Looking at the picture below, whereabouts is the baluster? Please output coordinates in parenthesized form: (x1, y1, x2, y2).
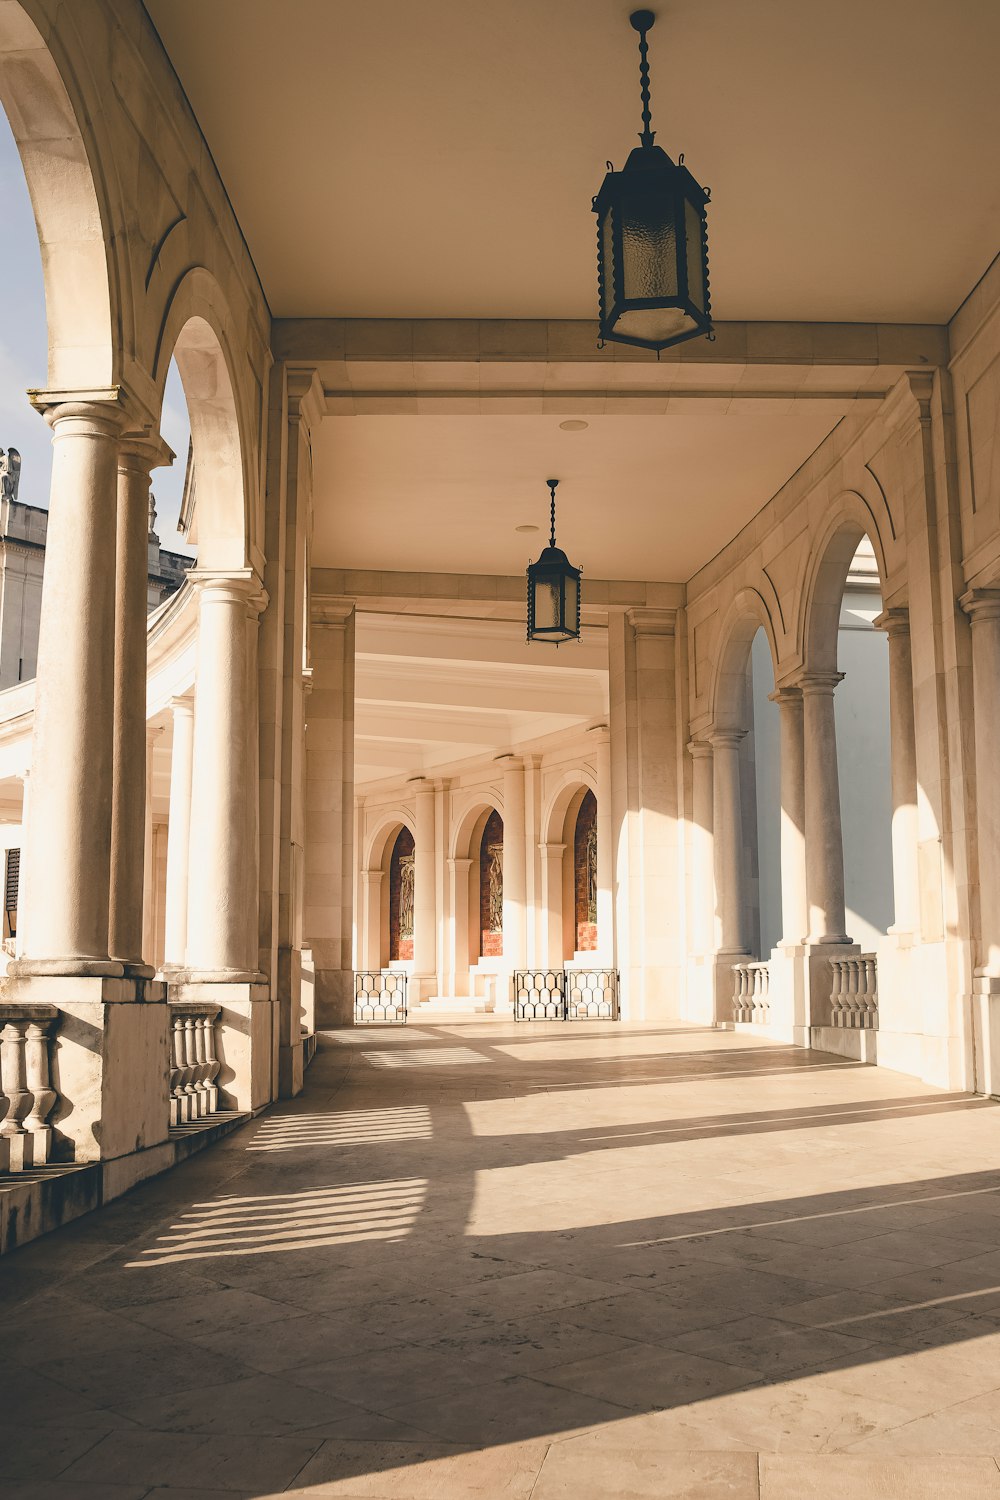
(182, 1016, 199, 1117)
(191, 1014, 209, 1116)
(204, 1009, 221, 1112)
(22, 1018, 56, 1164)
(1, 1018, 32, 1169)
(169, 1012, 185, 1125)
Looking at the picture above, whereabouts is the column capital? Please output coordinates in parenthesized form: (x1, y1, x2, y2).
(168, 695, 194, 718)
(873, 606, 910, 637)
(189, 569, 268, 616)
(539, 842, 566, 856)
(447, 856, 473, 872)
(768, 685, 802, 707)
(626, 606, 677, 637)
(586, 721, 610, 741)
(117, 432, 174, 476)
(360, 867, 385, 884)
(28, 384, 145, 432)
(285, 367, 324, 431)
(960, 589, 1000, 625)
(798, 670, 845, 696)
(312, 594, 355, 628)
(709, 728, 747, 750)
(687, 738, 713, 760)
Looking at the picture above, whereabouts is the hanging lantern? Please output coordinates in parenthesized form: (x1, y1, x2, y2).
(526, 480, 581, 645)
(593, 10, 713, 354)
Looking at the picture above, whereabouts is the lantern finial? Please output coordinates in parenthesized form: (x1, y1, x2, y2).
(629, 11, 657, 147)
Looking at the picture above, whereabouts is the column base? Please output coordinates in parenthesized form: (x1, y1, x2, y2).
(0, 972, 168, 1162)
(8, 957, 124, 979)
(973, 971, 1000, 1097)
(315, 967, 355, 1027)
(167, 977, 274, 1112)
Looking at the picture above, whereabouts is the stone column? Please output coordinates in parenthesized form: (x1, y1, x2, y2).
(687, 740, 714, 956)
(185, 576, 263, 975)
(304, 598, 355, 1024)
(163, 697, 194, 967)
(875, 609, 920, 936)
(609, 608, 680, 1017)
(14, 770, 30, 959)
(800, 672, 850, 945)
(540, 843, 566, 967)
(412, 779, 437, 1000)
(141, 727, 162, 965)
(448, 856, 472, 996)
(109, 437, 169, 975)
(590, 724, 614, 964)
(359, 868, 384, 970)
(14, 399, 127, 975)
(770, 687, 808, 948)
(501, 756, 527, 975)
(711, 729, 750, 957)
(962, 591, 1000, 972)
(434, 780, 449, 993)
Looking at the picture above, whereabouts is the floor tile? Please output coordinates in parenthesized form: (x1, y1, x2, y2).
(759, 1454, 1000, 1498)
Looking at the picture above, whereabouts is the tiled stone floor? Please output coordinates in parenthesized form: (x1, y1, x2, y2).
(5, 1019, 1000, 1498)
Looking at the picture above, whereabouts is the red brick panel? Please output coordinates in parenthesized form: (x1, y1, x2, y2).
(479, 809, 504, 957)
(574, 789, 598, 952)
(388, 826, 415, 961)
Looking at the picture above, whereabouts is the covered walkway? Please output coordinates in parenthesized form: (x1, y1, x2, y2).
(5, 1021, 1000, 1498)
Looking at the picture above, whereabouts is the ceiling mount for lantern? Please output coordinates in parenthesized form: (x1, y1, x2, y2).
(526, 479, 582, 646)
(593, 9, 713, 354)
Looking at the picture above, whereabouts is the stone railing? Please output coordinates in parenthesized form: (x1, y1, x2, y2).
(354, 970, 408, 1024)
(0, 1003, 57, 1170)
(830, 954, 878, 1029)
(168, 1003, 222, 1125)
(732, 961, 770, 1023)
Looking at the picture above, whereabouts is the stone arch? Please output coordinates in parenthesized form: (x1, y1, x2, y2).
(364, 808, 415, 873)
(450, 792, 504, 861)
(711, 588, 780, 732)
(541, 767, 598, 847)
(154, 273, 254, 571)
(0, 5, 116, 390)
(799, 495, 891, 676)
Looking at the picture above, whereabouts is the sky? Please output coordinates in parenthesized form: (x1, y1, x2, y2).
(0, 106, 195, 555)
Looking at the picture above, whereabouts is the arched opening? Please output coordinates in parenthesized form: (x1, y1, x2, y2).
(155, 293, 251, 574)
(388, 825, 415, 962)
(711, 601, 782, 970)
(478, 809, 504, 958)
(834, 537, 894, 946)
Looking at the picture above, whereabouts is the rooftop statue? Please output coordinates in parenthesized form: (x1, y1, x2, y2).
(0, 448, 21, 502)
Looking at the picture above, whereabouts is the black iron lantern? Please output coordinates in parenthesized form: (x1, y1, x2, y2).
(526, 480, 581, 645)
(594, 10, 713, 353)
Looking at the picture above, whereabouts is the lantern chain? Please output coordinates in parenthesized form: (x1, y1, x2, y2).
(631, 10, 656, 147)
(547, 479, 558, 547)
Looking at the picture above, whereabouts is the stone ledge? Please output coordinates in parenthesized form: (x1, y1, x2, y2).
(0, 1110, 252, 1256)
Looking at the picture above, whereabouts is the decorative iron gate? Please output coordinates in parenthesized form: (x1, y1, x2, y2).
(565, 969, 620, 1020)
(354, 970, 408, 1024)
(514, 968, 620, 1021)
(513, 969, 566, 1020)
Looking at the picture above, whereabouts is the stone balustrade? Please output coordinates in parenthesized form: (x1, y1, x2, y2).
(168, 1002, 222, 1126)
(830, 954, 878, 1029)
(0, 1003, 57, 1170)
(732, 962, 770, 1024)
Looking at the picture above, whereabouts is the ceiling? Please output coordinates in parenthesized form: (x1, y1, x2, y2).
(147, 0, 1000, 323)
(353, 614, 608, 785)
(312, 411, 842, 579)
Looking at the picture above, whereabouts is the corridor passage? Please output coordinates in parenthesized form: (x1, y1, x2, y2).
(5, 1021, 1000, 1499)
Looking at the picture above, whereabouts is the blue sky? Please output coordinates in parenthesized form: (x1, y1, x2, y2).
(0, 106, 194, 555)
